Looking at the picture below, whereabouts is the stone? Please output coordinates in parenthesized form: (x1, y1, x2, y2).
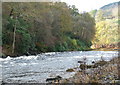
(66, 68, 75, 72)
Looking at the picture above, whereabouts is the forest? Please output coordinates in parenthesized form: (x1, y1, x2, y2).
(1, 2, 119, 56)
(89, 2, 119, 49)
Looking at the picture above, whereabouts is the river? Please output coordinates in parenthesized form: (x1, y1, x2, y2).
(0, 51, 118, 83)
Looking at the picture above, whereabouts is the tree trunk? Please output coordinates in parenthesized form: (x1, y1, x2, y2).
(12, 19, 17, 54)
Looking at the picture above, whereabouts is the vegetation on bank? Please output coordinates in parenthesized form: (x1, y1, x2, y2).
(90, 2, 120, 48)
(2, 2, 95, 56)
(2, 2, 120, 56)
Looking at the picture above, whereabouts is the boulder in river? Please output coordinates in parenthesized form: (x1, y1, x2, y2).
(66, 68, 75, 72)
(46, 75, 62, 83)
(78, 61, 85, 63)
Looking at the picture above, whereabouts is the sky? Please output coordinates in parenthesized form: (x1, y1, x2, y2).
(61, 0, 120, 12)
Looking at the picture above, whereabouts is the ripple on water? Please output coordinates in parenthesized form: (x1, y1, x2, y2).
(1, 51, 118, 83)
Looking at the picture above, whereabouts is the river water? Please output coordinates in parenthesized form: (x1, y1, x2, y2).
(0, 51, 118, 83)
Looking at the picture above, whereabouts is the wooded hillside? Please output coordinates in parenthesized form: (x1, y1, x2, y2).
(90, 2, 120, 49)
(2, 2, 95, 56)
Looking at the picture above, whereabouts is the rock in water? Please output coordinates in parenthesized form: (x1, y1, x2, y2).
(66, 68, 75, 72)
(46, 75, 62, 83)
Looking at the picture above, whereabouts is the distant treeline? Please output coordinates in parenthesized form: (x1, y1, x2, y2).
(89, 2, 120, 48)
(2, 2, 95, 56)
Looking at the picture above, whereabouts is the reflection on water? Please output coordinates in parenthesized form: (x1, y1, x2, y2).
(0, 51, 118, 83)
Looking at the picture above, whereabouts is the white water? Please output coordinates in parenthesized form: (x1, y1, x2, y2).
(0, 51, 118, 83)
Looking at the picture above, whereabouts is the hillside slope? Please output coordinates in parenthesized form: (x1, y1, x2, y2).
(96, 1, 119, 20)
(91, 1, 120, 49)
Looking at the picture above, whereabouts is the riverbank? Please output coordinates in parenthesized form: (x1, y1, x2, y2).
(1, 47, 119, 58)
(60, 57, 120, 84)
(92, 48, 120, 51)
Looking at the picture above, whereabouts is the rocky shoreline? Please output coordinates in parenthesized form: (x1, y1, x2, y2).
(59, 57, 120, 84)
